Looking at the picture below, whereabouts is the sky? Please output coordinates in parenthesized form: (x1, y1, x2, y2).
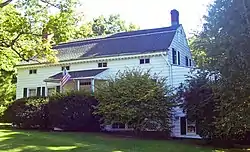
(79, 0, 214, 37)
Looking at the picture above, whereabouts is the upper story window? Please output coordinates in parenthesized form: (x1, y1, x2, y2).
(185, 56, 189, 66)
(172, 48, 177, 64)
(189, 59, 192, 66)
(61, 66, 70, 71)
(140, 58, 150, 64)
(177, 51, 180, 65)
(98, 62, 107, 68)
(29, 69, 37, 74)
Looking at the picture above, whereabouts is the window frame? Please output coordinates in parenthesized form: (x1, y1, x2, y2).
(98, 62, 108, 68)
(177, 51, 180, 65)
(28, 88, 37, 97)
(29, 69, 37, 74)
(189, 59, 192, 66)
(172, 48, 177, 64)
(140, 58, 150, 64)
(61, 66, 70, 71)
(185, 56, 189, 66)
(186, 120, 196, 135)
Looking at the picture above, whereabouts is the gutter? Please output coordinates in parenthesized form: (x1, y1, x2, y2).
(161, 52, 173, 87)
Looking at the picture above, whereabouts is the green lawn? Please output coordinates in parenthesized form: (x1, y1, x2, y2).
(0, 128, 247, 152)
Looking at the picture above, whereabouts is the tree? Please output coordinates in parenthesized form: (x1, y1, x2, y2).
(0, 0, 80, 106)
(192, 0, 250, 140)
(95, 69, 173, 134)
(74, 14, 140, 39)
(177, 70, 217, 140)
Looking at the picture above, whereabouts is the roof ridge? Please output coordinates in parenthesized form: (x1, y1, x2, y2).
(55, 29, 177, 48)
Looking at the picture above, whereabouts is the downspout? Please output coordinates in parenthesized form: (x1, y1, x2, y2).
(161, 52, 173, 87)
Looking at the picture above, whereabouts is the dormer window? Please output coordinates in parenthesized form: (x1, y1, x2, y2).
(140, 58, 150, 64)
(98, 62, 107, 68)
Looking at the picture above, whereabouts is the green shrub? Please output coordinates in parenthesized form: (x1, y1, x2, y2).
(3, 97, 48, 129)
(48, 91, 100, 131)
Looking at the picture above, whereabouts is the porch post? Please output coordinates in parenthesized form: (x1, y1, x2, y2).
(91, 78, 95, 93)
(45, 82, 48, 96)
(77, 80, 80, 91)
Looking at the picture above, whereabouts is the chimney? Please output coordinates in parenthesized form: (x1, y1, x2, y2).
(171, 9, 179, 26)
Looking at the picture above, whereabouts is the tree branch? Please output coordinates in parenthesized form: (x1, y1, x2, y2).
(40, 0, 61, 9)
(0, 0, 12, 8)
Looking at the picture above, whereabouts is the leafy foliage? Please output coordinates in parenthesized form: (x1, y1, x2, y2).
(187, 0, 250, 140)
(3, 97, 49, 129)
(95, 69, 173, 134)
(48, 91, 100, 131)
(74, 14, 140, 39)
(177, 71, 217, 139)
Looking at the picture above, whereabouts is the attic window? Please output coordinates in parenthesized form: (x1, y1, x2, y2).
(29, 69, 37, 74)
(98, 62, 107, 68)
(140, 58, 150, 64)
(61, 66, 70, 71)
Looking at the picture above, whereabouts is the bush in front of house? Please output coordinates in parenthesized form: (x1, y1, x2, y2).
(3, 97, 49, 129)
(48, 91, 100, 131)
(95, 68, 174, 136)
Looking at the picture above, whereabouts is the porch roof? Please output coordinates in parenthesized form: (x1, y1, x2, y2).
(44, 68, 108, 82)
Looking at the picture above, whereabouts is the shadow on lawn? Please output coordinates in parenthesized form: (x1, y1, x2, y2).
(0, 129, 124, 152)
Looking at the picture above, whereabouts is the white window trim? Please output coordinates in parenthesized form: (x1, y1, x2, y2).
(186, 119, 196, 135)
(28, 88, 37, 97)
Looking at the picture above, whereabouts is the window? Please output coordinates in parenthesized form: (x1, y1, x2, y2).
(80, 82, 91, 85)
(140, 58, 150, 64)
(47, 88, 55, 96)
(172, 48, 177, 64)
(98, 62, 107, 67)
(177, 51, 180, 65)
(61, 66, 70, 71)
(112, 122, 125, 129)
(29, 69, 37, 74)
(28, 88, 36, 97)
(189, 59, 192, 66)
(187, 120, 196, 134)
(185, 56, 189, 66)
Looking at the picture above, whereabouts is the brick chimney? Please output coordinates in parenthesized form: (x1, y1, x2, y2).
(171, 9, 179, 26)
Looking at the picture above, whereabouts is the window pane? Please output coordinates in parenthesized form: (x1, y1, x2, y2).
(177, 51, 180, 65)
(33, 70, 37, 74)
(189, 59, 192, 66)
(98, 63, 102, 67)
(102, 63, 107, 67)
(29, 70, 32, 74)
(48, 88, 55, 96)
(29, 89, 36, 97)
(145, 58, 150, 63)
(140, 59, 144, 64)
(172, 48, 177, 64)
(185, 56, 188, 66)
(66, 66, 70, 70)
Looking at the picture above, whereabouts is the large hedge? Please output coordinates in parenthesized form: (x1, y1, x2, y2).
(3, 97, 48, 129)
(3, 91, 100, 131)
(48, 91, 100, 131)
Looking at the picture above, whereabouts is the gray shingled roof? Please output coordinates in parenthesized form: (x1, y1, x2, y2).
(18, 25, 180, 65)
(53, 25, 180, 61)
(49, 69, 107, 79)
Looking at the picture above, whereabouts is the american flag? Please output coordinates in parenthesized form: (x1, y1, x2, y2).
(61, 68, 71, 87)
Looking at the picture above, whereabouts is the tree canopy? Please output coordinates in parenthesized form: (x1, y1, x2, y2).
(184, 0, 250, 140)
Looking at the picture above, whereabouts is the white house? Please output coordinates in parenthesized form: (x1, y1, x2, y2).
(16, 9, 200, 138)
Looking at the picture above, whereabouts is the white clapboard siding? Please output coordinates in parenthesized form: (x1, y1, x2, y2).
(16, 55, 171, 99)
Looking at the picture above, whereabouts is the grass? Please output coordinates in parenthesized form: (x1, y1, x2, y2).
(0, 127, 249, 152)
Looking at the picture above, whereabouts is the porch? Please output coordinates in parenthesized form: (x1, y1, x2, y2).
(44, 68, 108, 95)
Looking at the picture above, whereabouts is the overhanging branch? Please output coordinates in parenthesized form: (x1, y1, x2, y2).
(0, 0, 13, 8)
